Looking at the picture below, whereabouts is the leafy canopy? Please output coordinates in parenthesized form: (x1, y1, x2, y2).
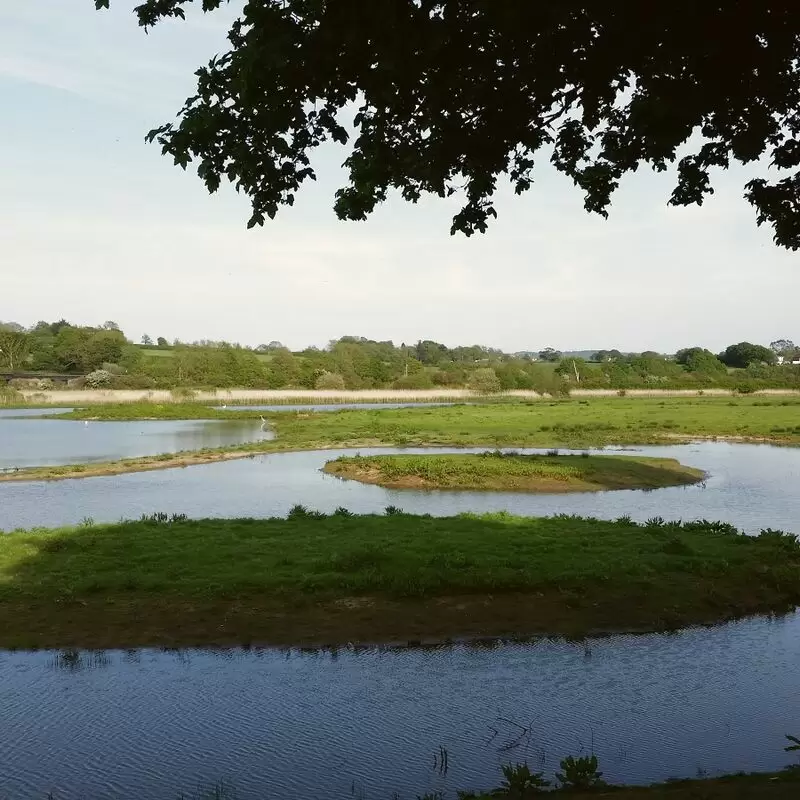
(95, 0, 800, 248)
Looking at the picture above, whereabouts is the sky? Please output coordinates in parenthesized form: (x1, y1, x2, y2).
(1, 2, 797, 354)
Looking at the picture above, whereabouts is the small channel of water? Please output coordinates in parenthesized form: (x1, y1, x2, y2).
(1, 442, 798, 532)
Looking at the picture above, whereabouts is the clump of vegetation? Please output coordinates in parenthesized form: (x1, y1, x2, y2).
(555, 754, 605, 790)
(139, 512, 188, 524)
(495, 763, 550, 796)
(314, 371, 346, 390)
(469, 367, 502, 394)
(0, 385, 23, 406)
(84, 369, 114, 389)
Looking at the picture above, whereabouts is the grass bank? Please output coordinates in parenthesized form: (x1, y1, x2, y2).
(323, 452, 705, 492)
(1, 512, 798, 649)
(424, 768, 800, 800)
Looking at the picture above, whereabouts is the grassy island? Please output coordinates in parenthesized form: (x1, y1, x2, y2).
(1, 511, 798, 649)
(323, 452, 706, 492)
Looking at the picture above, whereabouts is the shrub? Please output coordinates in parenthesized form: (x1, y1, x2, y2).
(555, 755, 605, 790)
(392, 372, 435, 390)
(315, 371, 347, 390)
(112, 374, 157, 390)
(170, 386, 197, 401)
(0, 385, 23, 405)
(8, 378, 40, 389)
(85, 369, 114, 389)
(496, 763, 550, 796)
(101, 361, 126, 376)
(469, 367, 502, 394)
(36, 378, 54, 390)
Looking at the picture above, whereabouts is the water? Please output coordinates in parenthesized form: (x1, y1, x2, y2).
(2, 429, 799, 796)
(1, 442, 798, 532)
(2, 615, 800, 799)
(0, 415, 271, 471)
(0, 407, 74, 418)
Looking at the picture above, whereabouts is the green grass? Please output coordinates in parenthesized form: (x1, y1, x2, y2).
(1, 512, 798, 648)
(266, 396, 800, 448)
(59, 396, 800, 446)
(324, 452, 705, 491)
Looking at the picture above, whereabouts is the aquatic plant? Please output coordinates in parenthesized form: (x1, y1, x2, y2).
(494, 762, 550, 797)
(555, 754, 605, 790)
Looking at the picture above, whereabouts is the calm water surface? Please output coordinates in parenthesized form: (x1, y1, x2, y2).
(1, 442, 798, 532)
(0, 416, 271, 471)
(2, 615, 800, 799)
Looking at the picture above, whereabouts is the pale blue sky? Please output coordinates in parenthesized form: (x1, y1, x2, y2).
(1, 1, 797, 352)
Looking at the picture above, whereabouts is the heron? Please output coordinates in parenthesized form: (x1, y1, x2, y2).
(260, 414, 267, 431)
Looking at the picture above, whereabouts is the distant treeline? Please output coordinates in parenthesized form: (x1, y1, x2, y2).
(1, 320, 799, 393)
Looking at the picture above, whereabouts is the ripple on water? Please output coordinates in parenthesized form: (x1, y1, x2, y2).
(1, 613, 800, 799)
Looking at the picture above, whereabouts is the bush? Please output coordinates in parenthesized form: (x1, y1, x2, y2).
(392, 372, 435, 390)
(468, 367, 502, 394)
(36, 378, 54, 390)
(8, 378, 40, 389)
(112, 374, 157, 390)
(0, 385, 23, 405)
(101, 361, 126, 376)
(315, 371, 347, 390)
(66, 377, 86, 389)
(555, 755, 605, 790)
(84, 369, 114, 389)
(497, 763, 550, 796)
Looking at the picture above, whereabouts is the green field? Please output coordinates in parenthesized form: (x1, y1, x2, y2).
(324, 452, 705, 491)
(1, 512, 797, 648)
(60, 396, 800, 446)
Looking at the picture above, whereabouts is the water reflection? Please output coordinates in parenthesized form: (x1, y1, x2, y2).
(0, 417, 271, 471)
(3, 613, 800, 799)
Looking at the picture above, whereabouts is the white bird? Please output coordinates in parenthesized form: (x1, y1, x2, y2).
(84, 421, 88, 427)
(260, 414, 267, 431)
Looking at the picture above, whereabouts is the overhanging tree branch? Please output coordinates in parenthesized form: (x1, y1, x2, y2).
(96, 0, 800, 248)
